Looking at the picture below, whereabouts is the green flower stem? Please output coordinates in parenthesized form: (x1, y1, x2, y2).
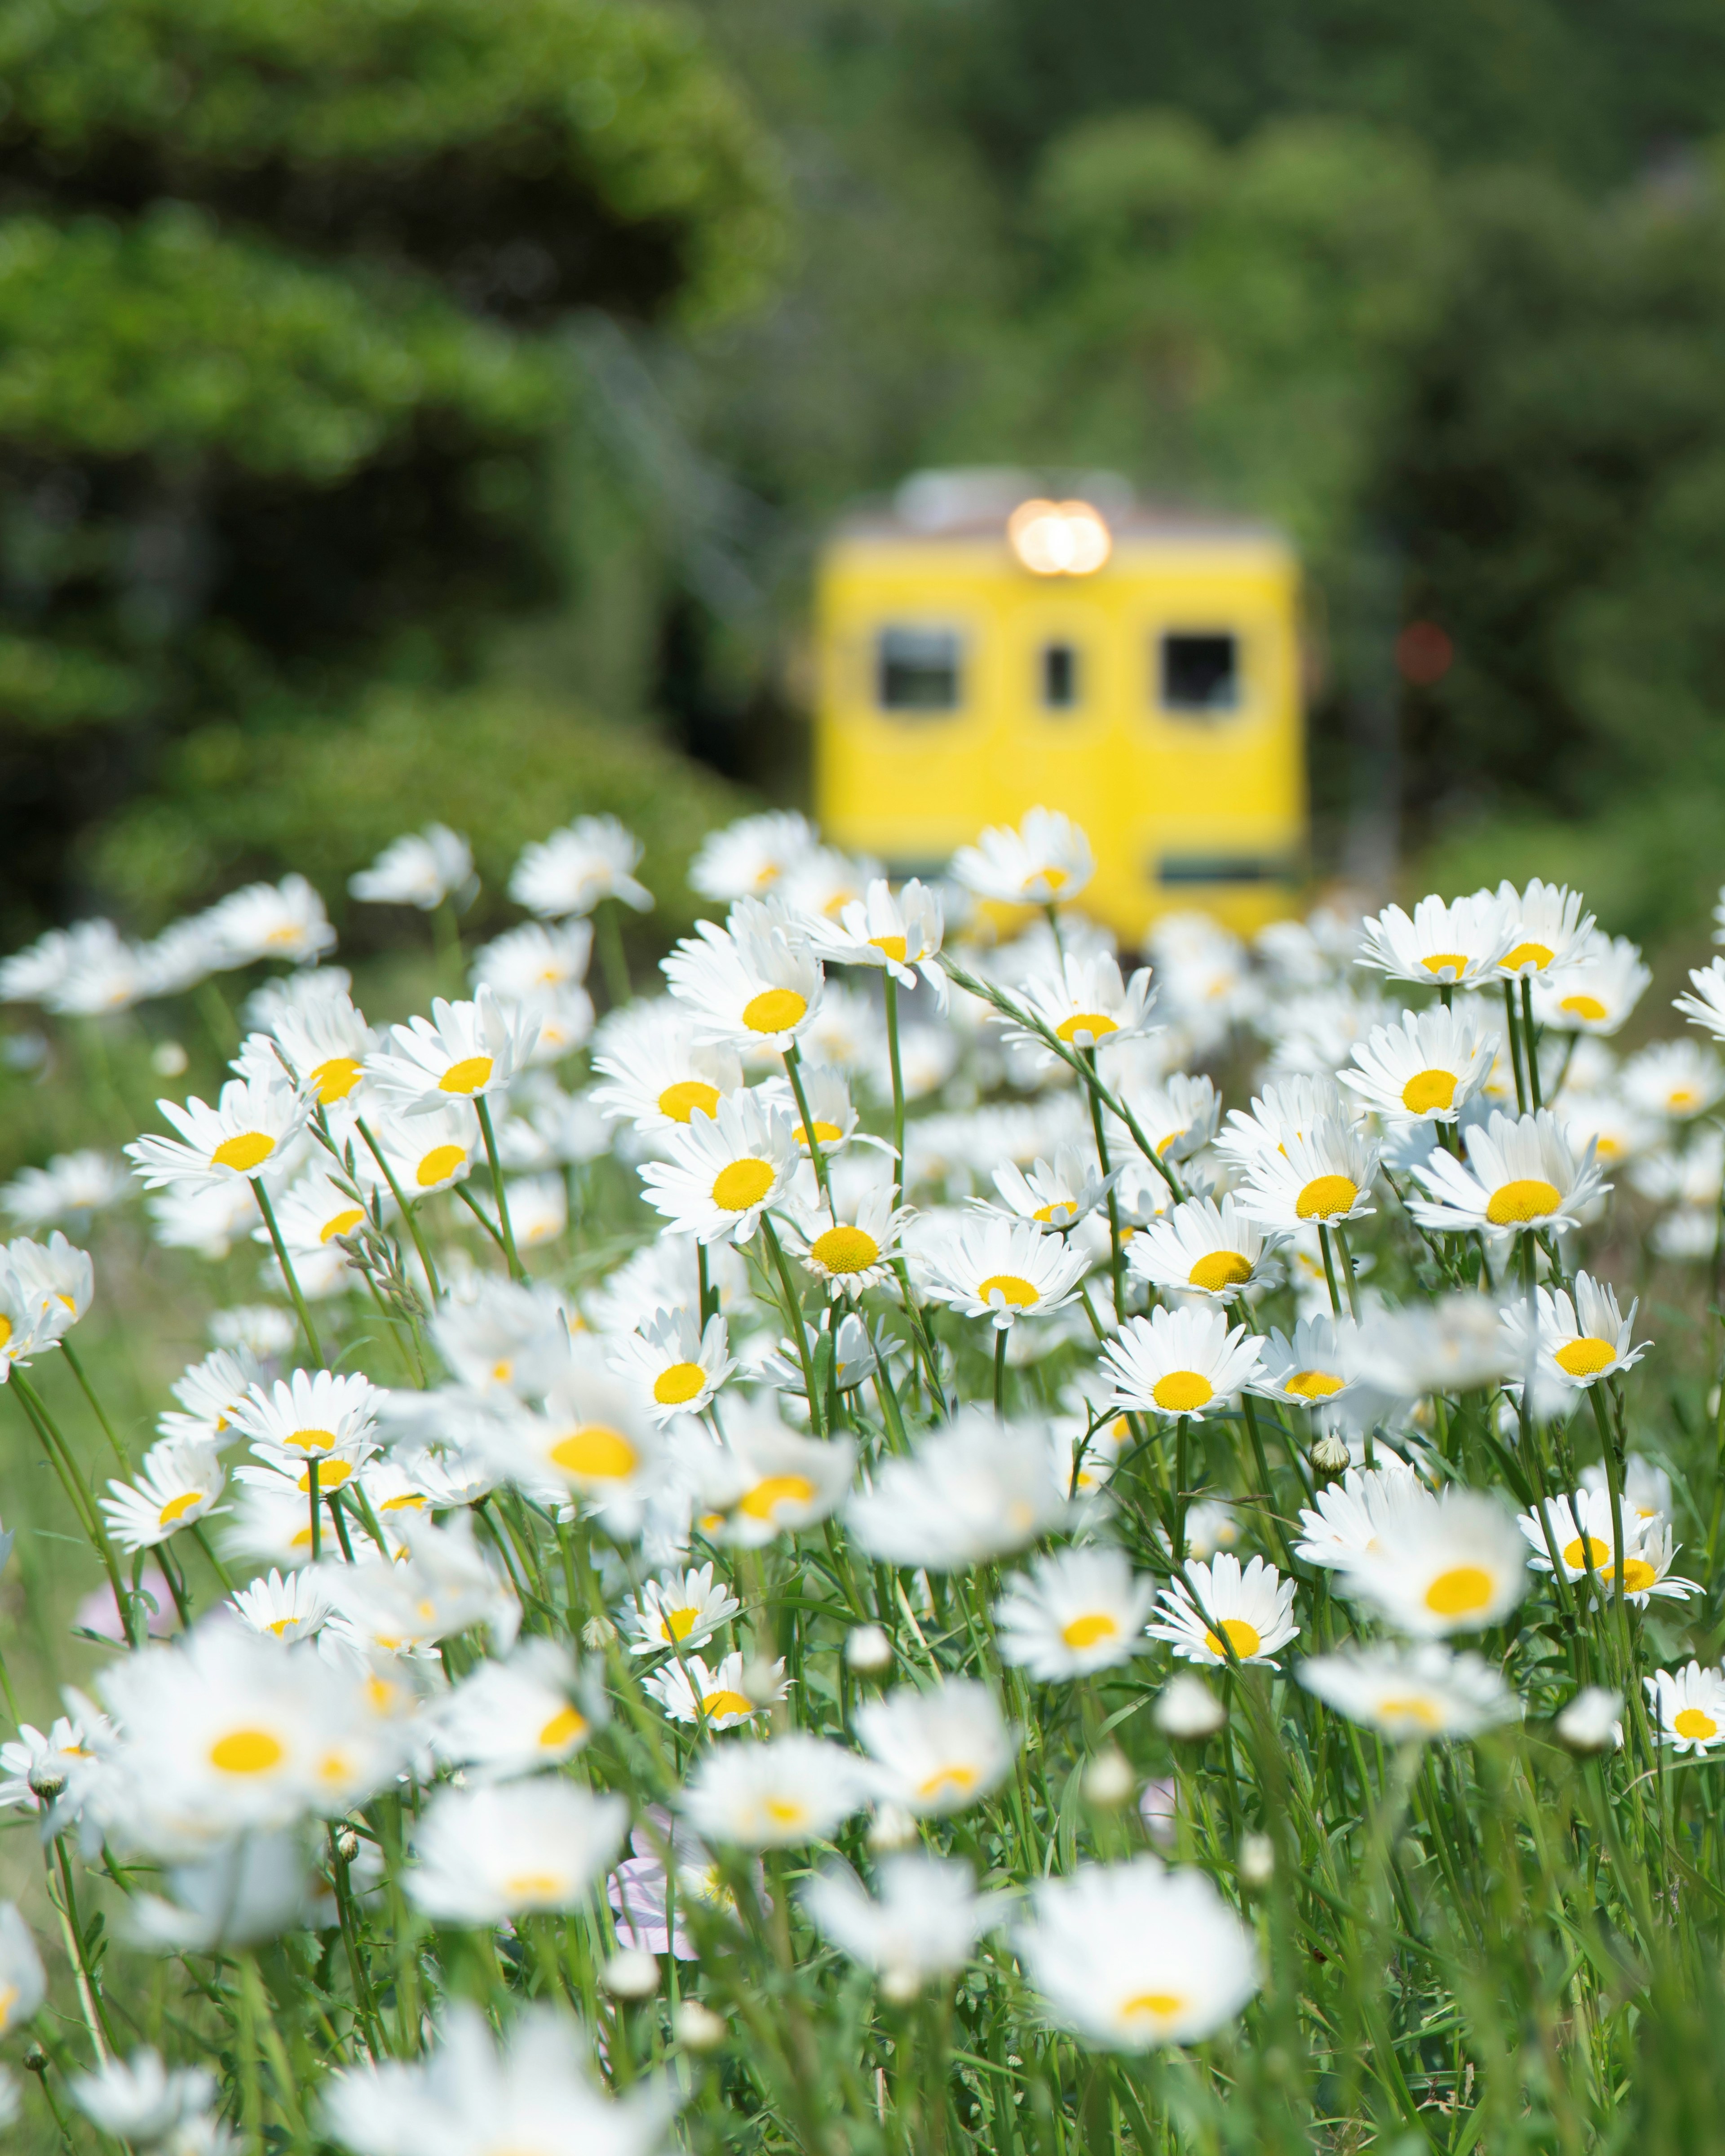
(13, 1368, 137, 1648)
(253, 1179, 324, 1368)
(474, 1094, 525, 1282)
(1317, 1225, 1345, 1319)
(883, 971, 908, 1214)
(355, 1116, 442, 1304)
(697, 1240, 717, 1327)
(455, 1180, 511, 1257)
(595, 896, 632, 1008)
(761, 1214, 821, 1435)
(1521, 973, 1544, 1111)
(781, 1039, 834, 1217)
(992, 1325, 1008, 1419)
(307, 1457, 322, 1563)
(190, 1521, 237, 1593)
(1502, 978, 1529, 1113)
(59, 1338, 128, 1474)
(1332, 1224, 1363, 1321)
(48, 1838, 111, 2061)
(1081, 1044, 1127, 1322)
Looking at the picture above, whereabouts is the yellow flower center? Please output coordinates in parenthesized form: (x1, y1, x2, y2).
(1189, 1250, 1252, 1292)
(1674, 1707, 1717, 1741)
(1423, 1565, 1495, 1617)
(1152, 1370, 1214, 1413)
(977, 1273, 1040, 1309)
(1061, 1612, 1120, 1648)
(281, 1426, 336, 1454)
(659, 1079, 722, 1123)
(210, 1729, 286, 1775)
(1559, 994, 1607, 1023)
(916, 1763, 979, 1801)
(1286, 1369, 1344, 1400)
(869, 934, 908, 961)
(1555, 1337, 1615, 1377)
(794, 1120, 844, 1147)
(763, 1797, 808, 1826)
(1401, 1068, 1457, 1114)
(158, 1490, 204, 1526)
(1500, 941, 1554, 973)
(549, 1426, 638, 1481)
(1202, 1618, 1262, 1659)
(0, 1317, 13, 1351)
(503, 1873, 566, 1904)
(663, 1606, 701, 1641)
(1039, 866, 1069, 892)
(416, 1143, 466, 1186)
(1561, 1534, 1610, 1572)
(701, 1690, 757, 1721)
(538, 1706, 588, 1749)
(737, 1473, 818, 1522)
(1613, 1558, 1659, 1594)
(1056, 1011, 1119, 1043)
(1485, 1178, 1562, 1226)
(320, 1207, 365, 1243)
(653, 1360, 708, 1405)
(1669, 1087, 1698, 1110)
(438, 1054, 494, 1096)
(712, 1158, 775, 1212)
(212, 1131, 275, 1173)
(742, 988, 808, 1034)
(811, 1224, 881, 1274)
(1376, 1696, 1442, 1729)
(1032, 1200, 1076, 1224)
(1296, 1174, 1358, 1220)
(310, 1055, 362, 1103)
(299, 1460, 353, 1491)
(1121, 1991, 1186, 2024)
(1420, 952, 1469, 977)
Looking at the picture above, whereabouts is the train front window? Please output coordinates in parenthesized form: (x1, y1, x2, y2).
(1159, 631, 1239, 713)
(1039, 641, 1080, 710)
(878, 627, 962, 712)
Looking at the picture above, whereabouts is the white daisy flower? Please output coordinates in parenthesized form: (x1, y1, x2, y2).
(589, 1001, 745, 1135)
(1215, 1073, 1351, 1170)
(663, 898, 825, 1053)
(510, 815, 653, 916)
(950, 806, 1094, 907)
(472, 919, 592, 1001)
(783, 1185, 913, 1298)
(1500, 1271, 1649, 1392)
(1107, 1070, 1219, 1164)
(804, 1854, 1000, 2001)
(845, 1413, 1070, 1569)
(229, 1369, 378, 1462)
(265, 1172, 369, 1257)
(228, 1567, 334, 1644)
(248, 990, 376, 1114)
(157, 1347, 263, 1449)
(1292, 1457, 1425, 1570)
(1673, 954, 1725, 1044)
(778, 845, 880, 925)
(1017, 1857, 1258, 2050)
(645, 1648, 787, 1731)
(994, 1546, 1157, 1679)
(854, 1678, 1017, 1815)
(1579, 1451, 1672, 1526)
(608, 1307, 735, 1423)
(1357, 890, 1511, 988)
(68, 2050, 215, 2143)
(681, 1731, 865, 1847)
(622, 1563, 741, 1656)
(203, 875, 337, 969)
(100, 1438, 225, 1552)
(0, 1150, 130, 1229)
(1128, 1194, 1278, 1300)
(432, 1638, 599, 1779)
(1555, 1686, 1623, 1753)
(503, 1174, 567, 1248)
(1517, 1486, 1634, 1581)
(1236, 1113, 1380, 1231)
(0, 1715, 101, 1815)
(1340, 1486, 1527, 1637)
(759, 1064, 887, 1160)
(1532, 933, 1650, 1036)
(1604, 1516, 1700, 1607)
(1646, 1661, 1725, 1754)
(1491, 878, 1594, 978)
(1348, 1293, 1516, 1398)
(349, 826, 473, 911)
(1409, 1108, 1606, 1235)
(1149, 1553, 1298, 1668)
(637, 1089, 800, 1246)
(365, 1102, 478, 1199)
(1298, 1644, 1517, 1740)
(483, 1373, 661, 1526)
(6, 1229, 93, 1337)
(1100, 1304, 1264, 1420)
(365, 988, 537, 1113)
(1620, 1039, 1725, 1123)
(1004, 951, 1158, 1052)
(1340, 1005, 1497, 1123)
(804, 877, 946, 993)
(0, 919, 124, 1007)
(125, 1078, 308, 1196)
(987, 1145, 1118, 1231)
(678, 1408, 856, 1547)
(688, 810, 818, 903)
(912, 1212, 1089, 1330)
(1250, 1313, 1361, 1412)
(407, 1780, 626, 1922)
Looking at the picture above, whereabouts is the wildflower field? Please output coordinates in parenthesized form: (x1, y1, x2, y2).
(2, 807, 1725, 2155)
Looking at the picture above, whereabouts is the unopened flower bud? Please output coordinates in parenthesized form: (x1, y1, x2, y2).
(602, 1948, 660, 2001)
(1310, 1434, 1351, 1478)
(868, 1802, 919, 1852)
(1153, 1673, 1226, 1740)
(1082, 1749, 1134, 1808)
(844, 1623, 893, 1674)
(675, 2000, 727, 2052)
(334, 1826, 360, 1864)
(22, 2047, 46, 2076)
(582, 1615, 618, 1650)
(1239, 1833, 1275, 1887)
(27, 1763, 66, 1803)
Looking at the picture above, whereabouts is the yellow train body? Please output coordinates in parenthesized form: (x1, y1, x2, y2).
(813, 484, 1307, 947)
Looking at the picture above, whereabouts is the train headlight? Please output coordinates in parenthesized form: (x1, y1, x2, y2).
(1006, 499, 1112, 576)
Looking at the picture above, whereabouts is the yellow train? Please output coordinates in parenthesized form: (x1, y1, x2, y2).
(813, 470, 1307, 946)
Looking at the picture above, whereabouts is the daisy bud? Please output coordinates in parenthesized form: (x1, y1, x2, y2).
(675, 2001, 728, 2052)
(334, 1827, 360, 1864)
(25, 1764, 65, 1803)
(582, 1615, 618, 1650)
(151, 1040, 189, 1078)
(602, 1948, 661, 2001)
(1082, 1749, 1135, 1807)
(844, 1623, 893, 1674)
(1239, 1833, 1275, 1887)
(1153, 1673, 1226, 1740)
(1310, 1434, 1351, 1478)
(868, 1802, 920, 1852)
(1555, 1686, 1623, 1754)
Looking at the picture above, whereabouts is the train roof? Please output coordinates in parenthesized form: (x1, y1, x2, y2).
(825, 467, 1287, 551)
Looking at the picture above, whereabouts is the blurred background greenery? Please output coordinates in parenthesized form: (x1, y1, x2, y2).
(5, 0, 1725, 958)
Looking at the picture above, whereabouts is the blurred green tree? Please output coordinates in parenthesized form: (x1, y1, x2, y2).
(0, 0, 779, 928)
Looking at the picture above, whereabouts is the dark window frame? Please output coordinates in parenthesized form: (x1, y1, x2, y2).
(1039, 639, 1081, 712)
(876, 624, 964, 714)
(1157, 629, 1242, 717)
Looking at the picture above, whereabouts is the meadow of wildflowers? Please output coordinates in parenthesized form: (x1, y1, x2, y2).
(0, 808, 1724, 2151)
